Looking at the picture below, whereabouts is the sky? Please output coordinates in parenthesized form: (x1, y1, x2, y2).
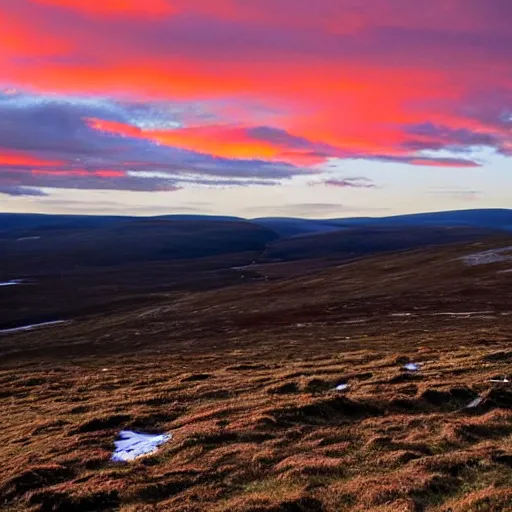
(0, 0, 511, 219)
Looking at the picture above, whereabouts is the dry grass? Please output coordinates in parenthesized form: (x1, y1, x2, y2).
(1, 240, 512, 511)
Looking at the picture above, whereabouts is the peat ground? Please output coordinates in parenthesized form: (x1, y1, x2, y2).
(1, 240, 512, 511)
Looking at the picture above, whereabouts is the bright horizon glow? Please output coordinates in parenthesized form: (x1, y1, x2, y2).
(0, 1, 510, 217)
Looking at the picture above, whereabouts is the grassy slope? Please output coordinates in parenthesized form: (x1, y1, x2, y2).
(1, 240, 512, 511)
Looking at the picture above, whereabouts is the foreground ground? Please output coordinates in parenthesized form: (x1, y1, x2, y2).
(1, 240, 512, 511)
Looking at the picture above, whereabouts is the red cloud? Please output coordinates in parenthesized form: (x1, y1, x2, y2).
(0, 0, 510, 185)
(0, 151, 64, 167)
(86, 119, 318, 164)
(0, 8, 70, 56)
(32, 0, 174, 17)
(86, 118, 142, 138)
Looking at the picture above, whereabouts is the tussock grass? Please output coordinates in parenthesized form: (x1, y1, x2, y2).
(2, 240, 512, 510)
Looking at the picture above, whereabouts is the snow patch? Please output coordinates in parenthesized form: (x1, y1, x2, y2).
(0, 279, 25, 287)
(112, 430, 171, 462)
(403, 363, 421, 372)
(0, 320, 68, 335)
(461, 246, 512, 266)
(466, 397, 484, 409)
(431, 311, 494, 317)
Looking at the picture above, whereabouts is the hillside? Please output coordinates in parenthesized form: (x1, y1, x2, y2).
(252, 209, 512, 237)
(0, 219, 278, 275)
(0, 218, 505, 328)
(261, 226, 503, 263)
(1, 238, 512, 511)
(2, 208, 512, 241)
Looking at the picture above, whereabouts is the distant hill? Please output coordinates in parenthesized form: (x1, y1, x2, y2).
(0, 213, 244, 239)
(251, 209, 512, 237)
(262, 225, 505, 263)
(0, 213, 130, 238)
(2, 209, 511, 240)
(156, 214, 243, 222)
(0, 209, 510, 275)
(331, 209, 512, 229)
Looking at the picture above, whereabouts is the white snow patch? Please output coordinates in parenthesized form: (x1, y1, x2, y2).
(0, 279, 25, 287)
(403, 363, 421, 372)
(0, 320, 68, 335)
(461, 246, 512, 266)
(466, 397, 484, 409)
(335, 383, 350, 392)
(431, 311, 494, 317)
(112, 430, 171, 462)
(16, 236, 41, 242)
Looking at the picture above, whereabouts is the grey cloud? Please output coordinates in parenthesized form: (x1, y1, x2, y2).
(34, 198, 211, 216)
(403, 123, 500, 152)
(311, 177, 377, 188)
(0, 185, 49, 196)
(427, 188, 480, 201)
(0, 92, 311, 192)
(244, 203, 390, 217)
(361, 154, 480, 167)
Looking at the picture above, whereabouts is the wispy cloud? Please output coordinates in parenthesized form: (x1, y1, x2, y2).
(427, 188, 481, 201)
(244, 203, 389, 217)
(311, 177, 378, 189)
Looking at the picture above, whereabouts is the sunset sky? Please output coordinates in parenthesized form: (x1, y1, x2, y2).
(1, 0, 511, 218)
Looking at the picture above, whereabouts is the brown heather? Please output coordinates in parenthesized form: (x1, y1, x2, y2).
(1, 240, 512, 511)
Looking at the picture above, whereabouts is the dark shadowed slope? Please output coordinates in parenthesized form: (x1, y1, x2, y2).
(0, 219, 279, 275)
(249, 217, 349, 238)
(261, 226, 505, 263)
